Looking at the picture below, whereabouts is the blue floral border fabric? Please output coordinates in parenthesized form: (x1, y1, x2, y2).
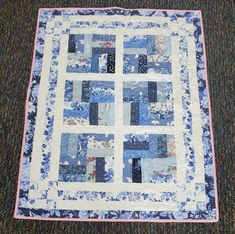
(15, 8, 218, 221)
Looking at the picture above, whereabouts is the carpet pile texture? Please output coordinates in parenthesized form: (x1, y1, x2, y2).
(0, 0, 234, 233)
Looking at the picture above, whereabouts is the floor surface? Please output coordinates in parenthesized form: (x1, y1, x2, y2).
(0, 0, 234, 233)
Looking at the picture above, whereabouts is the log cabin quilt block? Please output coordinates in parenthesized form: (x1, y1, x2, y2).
(14, 8, 218, 222)
(63, 80, 115, 126)
(123, 35, 172, 74)
(123, 81, 174, 126)
(67, 34, 116, 73)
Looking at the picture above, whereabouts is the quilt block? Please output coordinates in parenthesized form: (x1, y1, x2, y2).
(123, 134, 176, 183)
(67, 34, 116, 73)
(123, 35, 172, 74)
(64, 80, 115, 125)
(59, 133, 114, 183)
(15, 8, 218, 222)
(123, 81, 174, 126)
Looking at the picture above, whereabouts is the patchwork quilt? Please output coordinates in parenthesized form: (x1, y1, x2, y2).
(14, 8, 218, 222)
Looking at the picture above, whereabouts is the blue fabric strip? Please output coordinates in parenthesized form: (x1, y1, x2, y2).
(131, 102, 139, 125)
(123, 158, 132, 182)
(92, 34, 115, 42)
(89, 103, 98, 125)
(132, 158, 142, 183)
(96, 157, 105, 182)
(91, 54, 99, 73)
(92, 47, 115, 54)
(148, 81, 157, 102)
(81, 81, 90, 102)
(124, 140, 149, 150)
(157, 134, 168, 158)
(63, 109, 89, 118)
(68, 34, 76, 53)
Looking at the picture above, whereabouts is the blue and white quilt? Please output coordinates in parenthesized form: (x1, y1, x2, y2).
(14, 8, 218, 222)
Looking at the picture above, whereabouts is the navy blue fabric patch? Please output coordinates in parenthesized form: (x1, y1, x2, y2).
(81, 81, 90, 102)
(148, 81, 157, 102)
(92, 47, 115, 55)
(138, 54, 147, 73)
(107, 54, 115, 73)
(59, 165, 87, 182)
(132, 158, 142, 183)
(68, 34, 76, 53)
(131, 102, 139, 125)
(157, 134, 168, 158)
(96, 157, 105, 182)
(89, 102, 98, 125)
(124, 140, 149, 150)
